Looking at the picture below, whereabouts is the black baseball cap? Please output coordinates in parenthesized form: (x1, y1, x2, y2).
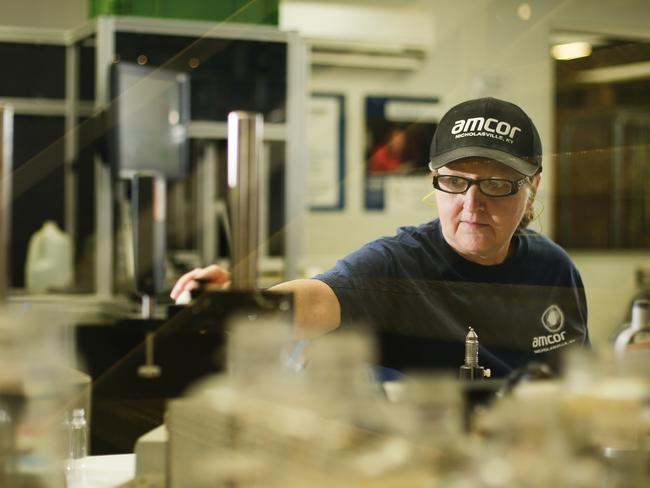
(429, 97, 542, 176)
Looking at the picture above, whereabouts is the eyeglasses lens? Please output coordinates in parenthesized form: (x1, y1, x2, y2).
(435, 176, 515, 197)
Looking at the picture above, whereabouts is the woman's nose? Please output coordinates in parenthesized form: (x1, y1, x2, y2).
(463, 185, 486, 211)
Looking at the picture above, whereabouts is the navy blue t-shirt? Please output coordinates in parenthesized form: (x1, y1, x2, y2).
(314, 219, 589, 378)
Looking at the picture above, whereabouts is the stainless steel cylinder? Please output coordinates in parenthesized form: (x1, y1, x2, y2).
(464, 327, 479, 368)
(132, 172, 166, 298)
(0, 104, 13, 301)
(631, 298, 649, 329)
(227, 111, 263, 290)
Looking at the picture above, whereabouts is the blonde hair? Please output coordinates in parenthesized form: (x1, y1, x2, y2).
(519, 187, 536, 229)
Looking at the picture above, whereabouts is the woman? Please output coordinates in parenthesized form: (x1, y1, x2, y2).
(171, 97, 590, 377)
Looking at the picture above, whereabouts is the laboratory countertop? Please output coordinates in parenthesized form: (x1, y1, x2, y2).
(66, 454, 135, 488)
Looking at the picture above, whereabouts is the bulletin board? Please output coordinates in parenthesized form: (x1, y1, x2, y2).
(307, 93, 345, 210)
(364, 96, 440, 210)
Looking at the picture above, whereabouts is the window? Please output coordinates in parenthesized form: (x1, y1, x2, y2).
(554, 37, 650, 249)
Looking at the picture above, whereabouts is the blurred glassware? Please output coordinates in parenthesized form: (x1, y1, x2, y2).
(0, 304, 82, 487)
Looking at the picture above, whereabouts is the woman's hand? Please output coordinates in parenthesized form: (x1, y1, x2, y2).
(170, 264, 231, 302)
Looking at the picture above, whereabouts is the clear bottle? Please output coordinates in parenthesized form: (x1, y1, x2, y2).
(561, 350, 650, 488)
(627, 299, 650, 344)
(289, 329, 436, 486)
(167, 317, 296, 488)
(0, 304, 70, 488)
(614, 298, 650, 374)
(303, 328, 378, 400)
(64, 408, 89, 488)
(68, 409, 88, 460)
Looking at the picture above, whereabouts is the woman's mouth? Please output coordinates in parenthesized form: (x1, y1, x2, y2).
(460, 220, 488, 228)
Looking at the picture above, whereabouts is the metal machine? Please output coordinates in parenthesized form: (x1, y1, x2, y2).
(76, 111, 293, 454)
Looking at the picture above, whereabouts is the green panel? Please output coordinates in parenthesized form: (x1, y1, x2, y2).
(162, 1, 238, 22)
(89, 0, 131, 17)
(228, 0, 279, 25)
(128, 1, 162, 17)
(88, 0, 279, 25)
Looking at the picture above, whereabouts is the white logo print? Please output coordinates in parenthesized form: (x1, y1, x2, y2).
(541, 304, 564, 333)
(452, 117, 522, 138)
(532, 304, 574, 354)
(451, 117, 522, 144)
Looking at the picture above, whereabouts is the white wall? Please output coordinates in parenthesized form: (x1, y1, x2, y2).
(297, 0, 555, 267)
(573, 252, 650, 349)
(291, 0, 650, 347)
(0, 0, 87, 29)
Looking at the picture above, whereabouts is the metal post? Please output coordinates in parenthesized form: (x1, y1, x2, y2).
(285, 32, 308, 280)
(64, 42, 79, 258)
(0, 104, 13, 301)
(198, 143, 217, 265)
(613, 113, 625, 247)
(132, 172, 166, 299)
(94, 16, 115, 298)
(227, 111, 263, 290)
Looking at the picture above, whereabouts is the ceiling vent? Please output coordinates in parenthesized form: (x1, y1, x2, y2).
(281, 1, 432, 70)
(307, 37, 427, 71)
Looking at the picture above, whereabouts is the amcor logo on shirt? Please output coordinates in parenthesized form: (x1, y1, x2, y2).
(532, 331, 566, 349)
(451, 117, 521, 144)
(532, 304, 575, 354)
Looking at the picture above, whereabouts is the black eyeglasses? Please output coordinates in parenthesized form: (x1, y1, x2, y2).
(433, 174, 529, 197)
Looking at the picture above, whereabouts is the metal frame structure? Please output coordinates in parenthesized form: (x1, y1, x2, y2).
(0, 104, 13, 300)
(1, 16, 307, 298)
(0, 26, 92, 260)
(559, 109, 650, 247)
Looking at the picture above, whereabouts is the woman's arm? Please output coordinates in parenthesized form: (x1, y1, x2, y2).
(270, 279, 341, 338)
(171, 267, 341, 338)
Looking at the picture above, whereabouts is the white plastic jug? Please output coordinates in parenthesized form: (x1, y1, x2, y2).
(25, 220, 73, 293)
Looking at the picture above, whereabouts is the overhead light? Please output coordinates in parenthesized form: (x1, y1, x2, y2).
(551, 42, 592, 60)
(310, 51, 421, 71)
(573, 61, 650, 84)
(307, 37, 427, 71)
(517, 3, 532, 21)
